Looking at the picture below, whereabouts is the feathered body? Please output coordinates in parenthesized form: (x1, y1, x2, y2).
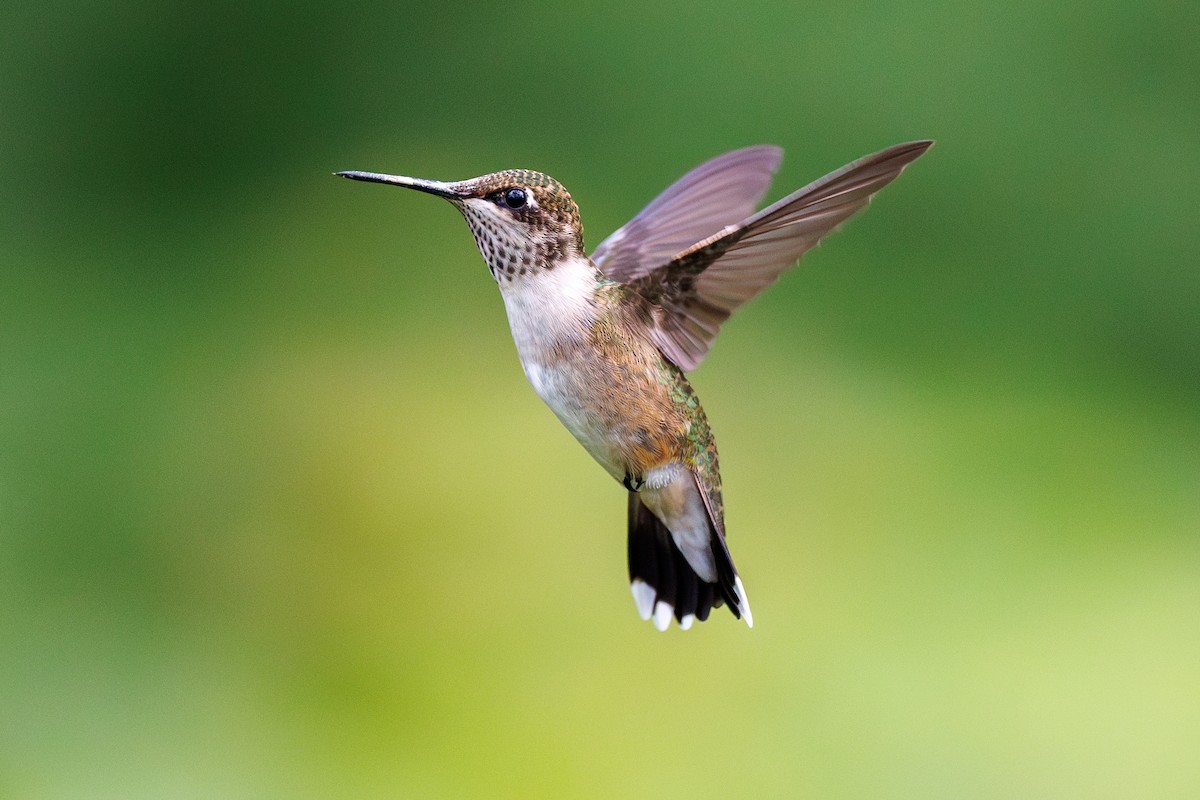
(493, 244, 739, 629)
(500, 265, 716, 489)
(337, 140, 932, 630)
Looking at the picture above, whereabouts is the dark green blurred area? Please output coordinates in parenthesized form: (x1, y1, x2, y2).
(2, 1, 1197, 797)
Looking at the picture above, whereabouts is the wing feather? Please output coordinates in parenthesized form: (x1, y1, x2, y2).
(591, 145, 783, 283)
(629, 140, 933, 371)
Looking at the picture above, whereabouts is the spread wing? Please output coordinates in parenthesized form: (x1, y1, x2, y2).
(591, 145, 783, 284)
(626, 140, 933, 371)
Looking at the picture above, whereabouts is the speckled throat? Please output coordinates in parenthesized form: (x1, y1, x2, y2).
(455, 200, 582, 283)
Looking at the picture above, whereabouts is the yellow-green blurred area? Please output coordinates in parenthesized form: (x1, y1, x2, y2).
(2, 0, 1197, 797)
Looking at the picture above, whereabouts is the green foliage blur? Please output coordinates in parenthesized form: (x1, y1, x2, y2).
(2, 1, 1197, 797)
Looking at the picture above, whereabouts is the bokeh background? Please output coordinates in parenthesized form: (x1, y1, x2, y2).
(3, 1, 1197, 797)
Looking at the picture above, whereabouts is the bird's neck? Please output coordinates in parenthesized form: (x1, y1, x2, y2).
(498, 255, 602, 367)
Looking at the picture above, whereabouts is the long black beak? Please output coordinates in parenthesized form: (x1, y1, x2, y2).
(335, 171, 465, 199)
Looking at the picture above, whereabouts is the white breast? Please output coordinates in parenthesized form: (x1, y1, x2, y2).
(499, 256, 598, 365)
(498, 260, 624, 478)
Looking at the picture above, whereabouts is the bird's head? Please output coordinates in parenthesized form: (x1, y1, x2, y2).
(337, 168, 585, 282)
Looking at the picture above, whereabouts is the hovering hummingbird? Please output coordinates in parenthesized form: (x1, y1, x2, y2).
(337, 139, 931, 631)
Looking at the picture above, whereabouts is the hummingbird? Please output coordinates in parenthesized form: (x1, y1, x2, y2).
(337, 139, 931, 631)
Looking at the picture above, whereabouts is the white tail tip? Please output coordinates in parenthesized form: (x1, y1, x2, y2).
(652, 600, 673, 632)
(630, 580, 655, 621)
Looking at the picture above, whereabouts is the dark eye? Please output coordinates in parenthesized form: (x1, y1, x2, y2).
(502, 187, 527, 209)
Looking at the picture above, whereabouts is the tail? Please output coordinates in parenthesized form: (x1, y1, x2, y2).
(626, 490, 752, 631)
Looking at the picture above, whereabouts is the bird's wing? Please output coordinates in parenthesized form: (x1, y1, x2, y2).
(625, 140, 933, 371)
(591, 146, 783, 284)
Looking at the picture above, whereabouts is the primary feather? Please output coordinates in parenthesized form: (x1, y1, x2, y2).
(591, 145, 783, 284)
(610, 140, 933, 370)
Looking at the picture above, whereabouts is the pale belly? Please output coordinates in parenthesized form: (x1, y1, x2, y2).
(522, 360, 627, 481)
(498, 266, 681, 484)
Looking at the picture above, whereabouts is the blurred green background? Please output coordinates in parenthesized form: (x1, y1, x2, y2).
(2, 1, 1197, 797)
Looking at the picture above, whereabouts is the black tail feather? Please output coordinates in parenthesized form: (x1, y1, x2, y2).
(709, 532, 741, 617)
(695, 581, 714, 622)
